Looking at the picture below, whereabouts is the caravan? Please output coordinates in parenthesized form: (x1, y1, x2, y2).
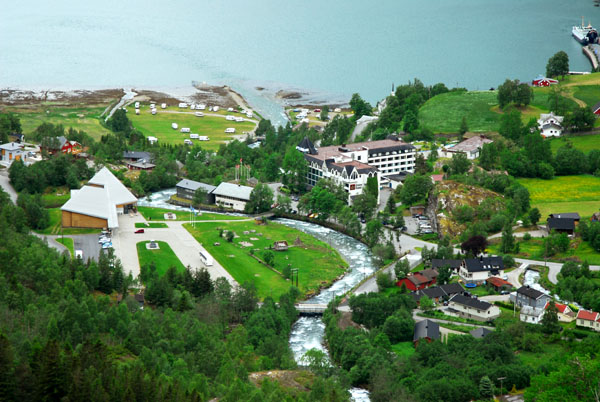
(171, 123, 178, 130)
(199, 250, 213, 266)
(180, 127, 191, 133)
(190, 133, 199, 139)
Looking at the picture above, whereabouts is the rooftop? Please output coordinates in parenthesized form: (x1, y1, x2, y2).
(549, 213, 580, 220)
(470, 327, 493, 339)
(449, 294, 494, 311)
(431, 259, 462, 269)
(576, 310, 599, 321)
(463, 257, 504, 273)
(0, 142, 23, 151)
(517, 285, 547, 300)
(88, 167, 138, 206)
(413, 319, 440, 342)
(176, 179, 217, 193)
(547, 217, 575, 231)
(304, 138, 415, 162)
(61, 186, 118, 228)
(446, 135, 492, 153)
(212, 182, 253, 201)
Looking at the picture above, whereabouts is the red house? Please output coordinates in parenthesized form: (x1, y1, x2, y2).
(592, 101, 600, 115)
(43, 136, 82, 155)
(397, 269, 438, 291)
(532, 76, 558, 87)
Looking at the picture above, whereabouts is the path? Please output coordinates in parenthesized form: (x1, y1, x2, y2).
(0, 170, 17, 203)
(112, 213, 236, 285)
(32, 233, 68, 255)
(411, 309, 494, 329)
(487, 227, 546, 240)
(105, 89, 137, 122)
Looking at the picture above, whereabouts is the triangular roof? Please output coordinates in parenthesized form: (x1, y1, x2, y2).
(88, 167, 138, 206)
(61, 186, 118, 228)
(296, 137, 317, 155)
(413, 319, 440, 342)
(470, 327, 493, 338)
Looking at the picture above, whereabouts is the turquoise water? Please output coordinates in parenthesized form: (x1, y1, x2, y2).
(1, 0, 597, 124)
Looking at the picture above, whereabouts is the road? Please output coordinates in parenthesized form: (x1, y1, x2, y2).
(411, 309, 494, 329)
(0, 170, 17, 203)
(32, 233, 69, 255)
(112, 213, 237, 285)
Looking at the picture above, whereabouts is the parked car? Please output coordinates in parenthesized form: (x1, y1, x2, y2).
(99, 236, 110, 244)
(418, 216, 430, 221)
(75, 249, 83, 259)
(135, 229, 145, 234)
(102, 242, 113, 249)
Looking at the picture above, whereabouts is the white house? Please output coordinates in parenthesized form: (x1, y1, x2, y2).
(576, 310, 600, 331)
(520, 305, 545, 324)
(297, 137, 415, 204)
(441, 135, 492, 160)
(447, 294, 501, 322)
(0, 142, 27, 166)
(212, 182, 253, 211)
(537, 112, 564, 137)
(458, 257, 505, 285)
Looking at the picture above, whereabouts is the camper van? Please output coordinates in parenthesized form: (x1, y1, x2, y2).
(148, 136, 158, 144)
(246, 111, 253, 118)
(150, 103, 155, 109)
(190, 104, 196, 110)
(227, 107, 234, 112)
(180, 127, 191, 133)
(190, 133, 199, 139)
(198, 136, 209, 141)
(171, 123, 178, 130)
(178, 102, 188, 108)
(195, 112, 204, 117)
(161, 103, 167, 109)
(199, 250, 213, 266)
(226, 115, 235, 121)
(225, 128, 236, 133)
(235, 116, 244, 122)
(151, 109, 157, 115)
(213, 106, 219, 112)
(135, 109, 140, 115)
(134, 102, 140, 109)
(184, 139, 193, 145)
(198, 104, 206, 110)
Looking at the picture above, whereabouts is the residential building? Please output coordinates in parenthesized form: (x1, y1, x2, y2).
(593, 101, 600, 116)
(175, 179, 216, 204)
(298, 137, 415, 203)
(413, 319, 440, 347)
(411, 282, 465, 304)
(520, 305, 545, 324)
(537, 113, 564, 137)
(546, 302, 575, 323)
(458, 257, 505, 285)
(576, 310, 600, 331)
(532, 76, 559, 87)
(43, 136, 82, 155)
(470, 327, 493, 339)
(515, 286, 551, 309)
(431, 258, 462, 274)
(486, 277, 513, 292)
(396, 269, 438, 291)
(447, 294, 501, 322)
(8, 133, 25, 143)
(0, 142, 27, 166)
(441, 135, 493, 160)
(546, 217, 575, 235)
(61, 167, 138, 229)
(549, 213, 580, 222)
(123, 151, 155, 171)
(212, 182, 253, 211)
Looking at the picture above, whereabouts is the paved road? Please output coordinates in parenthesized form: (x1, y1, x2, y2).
(0, 171, 17, 203)
(488, 227, 546, 239)
(112, 213, 237, 285)
(32, 233, 69, 255)
(72, 234, 101, 262)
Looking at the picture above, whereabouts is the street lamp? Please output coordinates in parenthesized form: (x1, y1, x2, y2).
(497, 376, 507, 397)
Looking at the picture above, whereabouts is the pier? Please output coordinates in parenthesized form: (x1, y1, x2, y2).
(583, 45, 599, 70)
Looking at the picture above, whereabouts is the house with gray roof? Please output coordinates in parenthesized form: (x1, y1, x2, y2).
(447, 294, 501, 322)
(0, 142, 27, 166)
(176, 179, 216, 204)
(213, 182, 253, 211)
(515, 285, 550, 309)
(458, 256, 505, 285)
(470, 327, 493, 339)
(413, 319, 440, 347)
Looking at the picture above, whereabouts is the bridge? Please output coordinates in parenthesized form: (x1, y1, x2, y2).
(295, 303, 328, 316)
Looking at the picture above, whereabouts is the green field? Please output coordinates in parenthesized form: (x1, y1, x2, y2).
(56, 237, 74, 256)
(6, 105, 112, 141)
(41, 188, 71, 208)
(135, 222, 168, 228)
(391, 342, 415, 357)
(487, 238, 600, 265)
(572, 85, 600, 107)
(128, 105, 257, 150)
(184, 220, 348, 299)
(548, 134, 600, 154)
(517, 175, 600, 219)
(136, 241, 186, 276)
(36, 208, 100, 235)
(137, 206, 247, 222)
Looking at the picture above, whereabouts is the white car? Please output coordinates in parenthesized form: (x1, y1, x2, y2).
(224, 128, 236, 133)
(99, 236, 110, 244)
(75, 249, 83, 259)
(184, 139, 193, 145)
(195, 112, 204, 117)
(134, 102, 140, 109)
(102, 242, 113, 249)
(178, 102, 188, 108)
(171, 123, 178, 130)
(226, 115, 235, 121)
(161, 103, 167, 109)
(180, 127, 191, 133)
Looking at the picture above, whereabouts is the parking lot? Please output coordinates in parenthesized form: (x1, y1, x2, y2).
(405, 215, 433, 235)
(72, 234, 102, 262)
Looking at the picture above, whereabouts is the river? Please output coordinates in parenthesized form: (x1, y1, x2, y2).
(2, 0, 597, 126)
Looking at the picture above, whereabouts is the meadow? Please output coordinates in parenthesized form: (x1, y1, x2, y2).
(56, 237, 74, 256)
(517, 175, 600, 218)
(128, 104, 257, 151)
(487, 238, 600, 265)
(136, 241, 186, 276)
(548, 134, 600, 154)
(5, 105, 112, 141)
(184, 220, 348, 299)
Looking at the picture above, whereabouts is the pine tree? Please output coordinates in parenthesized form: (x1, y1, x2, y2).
(479, 375, 494, 399)
(500, 223, 516, 254)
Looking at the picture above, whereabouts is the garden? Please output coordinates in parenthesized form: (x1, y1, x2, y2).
(136, 240, 186, 276)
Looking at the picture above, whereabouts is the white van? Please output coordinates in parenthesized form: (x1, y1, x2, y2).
(75, 249, 83, 259)
(195, 112, 204, 117)
(178, 102, 188, 108)
(134, 102, 140, 109)
(226, 115, 235, 121)
(184, 139, 193, 145)
(213, 106, 219, 112)
(198, 104, 206, 110)
(190, 133, 199, 139)
(227, 107, 234, 112)
(172, 123, 178, 130)
(161, 103, 167, 109)
(151, 109, 157, 115)
(198, 136, 209, 141)
(225, 128, 236, 133)
(150, 103, 155, 109)
(135, 109, 140, 115)
(180, 127, 191, 133)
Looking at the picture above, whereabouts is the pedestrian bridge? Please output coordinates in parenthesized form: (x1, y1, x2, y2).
(295, 303, 328, 316)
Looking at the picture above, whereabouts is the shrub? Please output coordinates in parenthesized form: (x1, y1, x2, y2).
(523, 233, 532, 241)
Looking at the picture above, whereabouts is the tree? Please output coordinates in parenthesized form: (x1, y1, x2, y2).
(398, 175, 433, 206)
(352, 192, 377, 221)
(419, 295, 434, 312)
(366, 176, 378, 200)
(262, 250, 274, 266)
(437, 265, 452, 285)
(226, 230, 234, 242)
(349, 93, 372, 120)
(546, 51, 569, 78)
(320, 106, 329, 121)
(414, 153, 429, 175)
(528, 208, 541, 226)
(448, 153, 471, 175)
(245, 183, 274, 214)
(500, 223, 516, 254)
(479, 376, 494, 400)
(383, 311, 414, 343)
(282, 148, 307, 193)
(564, 106, 596, 132)
(459, 116, 468, 138)
(403, 110, 419, 133)
(376, 271, 394, 289)
(394, 258, 410, 280)
(541, 300, 561, 334)
(274, 194, 291, 213)
(461, 235, 487, 256)
(497, 79, 518, 109)
(365, 220, 383, 247)
(499, 109, 525, 142)
(193, 187, 208, 206)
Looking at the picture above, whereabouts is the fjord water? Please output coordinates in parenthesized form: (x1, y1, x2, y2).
(1, 0, 596, 124)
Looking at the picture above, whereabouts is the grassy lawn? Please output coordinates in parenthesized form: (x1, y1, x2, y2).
(135, 222, 168, 228)
(488, 238, 600, 265)
(391, 342, 415, 357)
(5, 105, 112, 141)
(418, 310, 488, 326)
(468, 285, 499, 297)
(184, 220, 348, 300)
(548, 134, 600, 155)
(137, 206, 247, 222)
(41, 188, 70, 208)
(36, 208, 100, 235)
(136, 241, 186, 276)
(56, 237, 74, 256)
(571, 85, 600, 107)
(419, 91, 501, 133)
(517, 175, 600, 219)
(129, 105, 257, 151)
(438, 323, 473, 334)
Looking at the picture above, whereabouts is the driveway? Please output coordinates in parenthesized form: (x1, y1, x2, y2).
(0, 170, 17, 203)
(112, 213, 237, 285)
(377, 188, 392, 212)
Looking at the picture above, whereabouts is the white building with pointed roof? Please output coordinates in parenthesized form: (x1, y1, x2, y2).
(537, 112, 564, 137)
(61, 167, 137, 229)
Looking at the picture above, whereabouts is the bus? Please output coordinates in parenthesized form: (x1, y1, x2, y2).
(199, 250, 213, 266)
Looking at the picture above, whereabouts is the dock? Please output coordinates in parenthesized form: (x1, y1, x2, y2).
(582, 45, 599, 70)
